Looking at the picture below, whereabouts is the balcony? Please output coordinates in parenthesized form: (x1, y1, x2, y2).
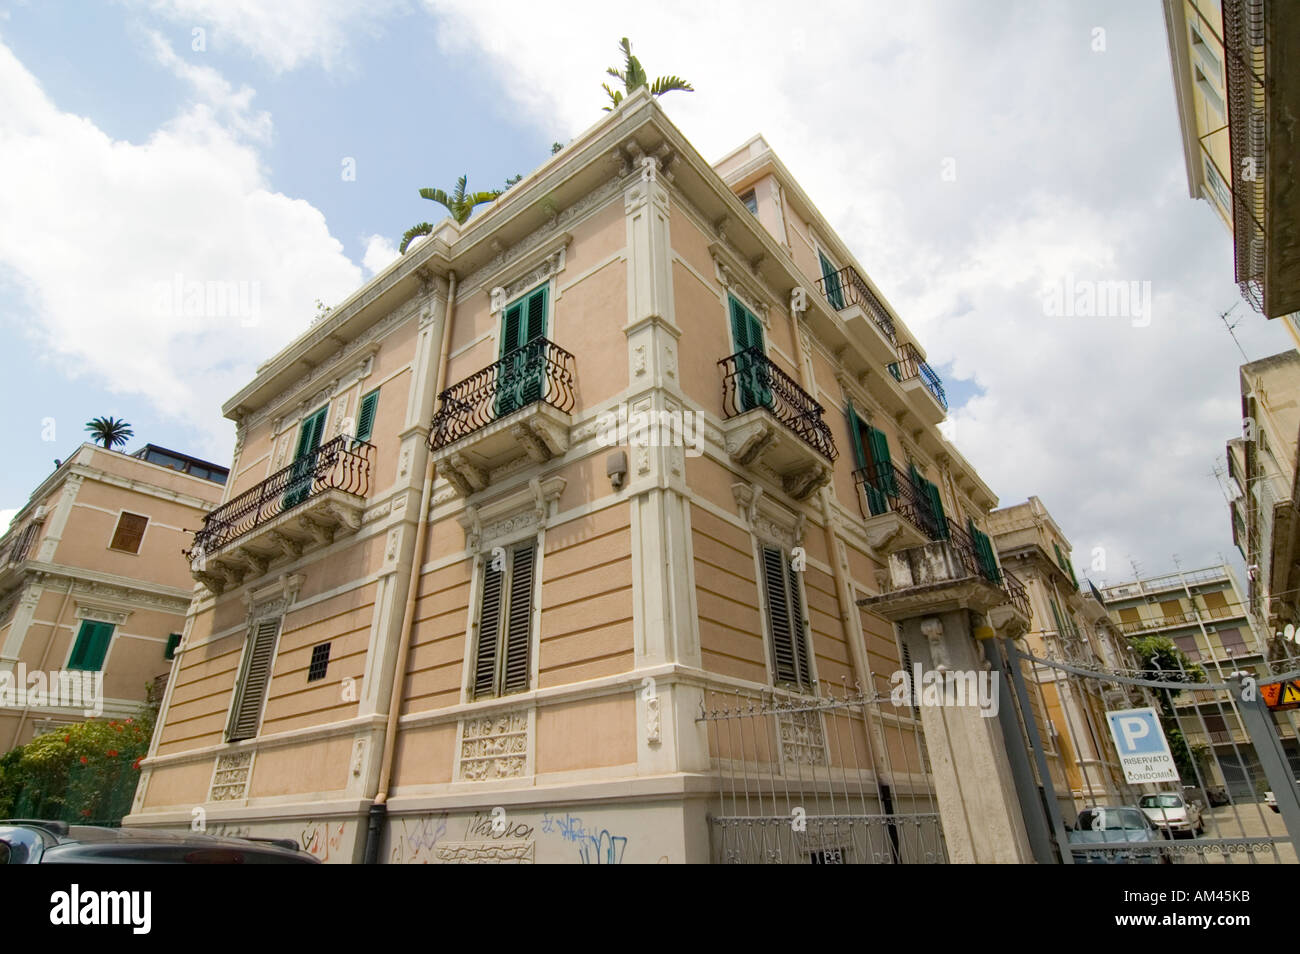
(814, 263, 899, 363)
(853, 461, 943, 553)
(187, 436, 373, 595)
(886, 343, 947, 424)
(718, 347, 836, 500)
(429, 337, 576, 497)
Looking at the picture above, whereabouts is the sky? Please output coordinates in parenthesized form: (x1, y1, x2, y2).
(0, 0, 1290, 584)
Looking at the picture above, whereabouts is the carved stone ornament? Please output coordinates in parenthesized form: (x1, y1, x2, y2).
(488, 239, 571, 315)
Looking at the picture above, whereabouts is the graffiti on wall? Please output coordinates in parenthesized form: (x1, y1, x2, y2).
(389, 812, 449, 864)
(541, 811, 627, 864)
(300, 820, 346, 862)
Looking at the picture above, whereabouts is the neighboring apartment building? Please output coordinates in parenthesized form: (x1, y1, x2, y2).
(1097, 563, 1280, 798)
(989, 498, 1126, 814)
(1163, 0, 1300, 342)
(127, 91, 1026, 864)
(1227, 351, 1300, 639)
(0, 443, 228, 750)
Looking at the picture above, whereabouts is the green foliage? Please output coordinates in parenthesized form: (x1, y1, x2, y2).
(83, 416, 133, 451)
(0, 713, 154, 825)
(1129, 635, 1206, 783)
(602, 37, 693, 111)
(551, 142, 563, 155)
(401, 175, 503, 253)
(399, 222, 434, 255)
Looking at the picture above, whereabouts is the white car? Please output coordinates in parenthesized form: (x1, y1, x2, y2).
(1139, 793, 1204, 837)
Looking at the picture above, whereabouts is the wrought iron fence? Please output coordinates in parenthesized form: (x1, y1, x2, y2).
(1222, 0, 1267, 310)
(698, 680, 947, 863)
(428, 337, 576, 451)
(887, 343, 948, 411)
(814, 263, 898, 346)
(718, 347, 838, 462)
(1007, 630, 1300, 864)
(187, 435, 373, 557)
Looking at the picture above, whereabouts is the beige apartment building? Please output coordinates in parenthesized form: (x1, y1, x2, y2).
(1097, 563, 1281, 799)
(1228, 351, 1300, 641)
(1164, 0, 1300, 343)
(127, 90, 1031, 863)
(989, 498, 1127, 815)
(0, 443, 228, 749)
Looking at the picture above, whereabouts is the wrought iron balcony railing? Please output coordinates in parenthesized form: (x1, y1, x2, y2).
(428, 337, 576, 451)
(719, 347, 838, 462)
(854, 461, 1029, 615)
(187, 435, 373, 557)
(814, 263, 898, 346)
(853, 460, 942, 540)
(887, 342, 948, 411)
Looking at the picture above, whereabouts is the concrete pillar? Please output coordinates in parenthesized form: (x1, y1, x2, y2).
(861, 539, 1036, 863)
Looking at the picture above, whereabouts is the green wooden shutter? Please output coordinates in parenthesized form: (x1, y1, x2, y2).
(762, 546, 799, 685)
(227, 619, 280, 741)
(847, 403, 888, 516)
(519, 287, 548, 407)
(868, 426, 898, 495)
(924, 478, 948, 539)
(285, 406, 327, 508)
(69, 621, 113, 671)
(355, 389, 379, 442)
(968, 519, 1000, 582)
(1049, 598, 1066, 637)
(502, 543, 535, 693)
(473, 559, 505, 698)
(164, 633, 182, 660)
(730, 297, 770, 411)
(819, 251, 844, 309)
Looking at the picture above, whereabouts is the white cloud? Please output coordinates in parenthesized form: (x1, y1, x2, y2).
(135, 0, 405, 73)
(146, 30, 271, 142)
(0, 39, 363, 461)
(0, 509, 16, 534)
(362, 233, 400, 277)
(418, 0, 1293, 572)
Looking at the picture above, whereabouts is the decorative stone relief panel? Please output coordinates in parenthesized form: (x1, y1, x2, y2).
(458, 710, 529, 781)
(777, 708, 828, 767)
(209, 751, 253, 801)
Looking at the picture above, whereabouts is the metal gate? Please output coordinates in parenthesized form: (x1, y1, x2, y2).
(1000, 634, 1300, 864)
(697, 677, 948, 864)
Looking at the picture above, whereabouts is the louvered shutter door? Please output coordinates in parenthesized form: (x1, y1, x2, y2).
(1049, 599, 1065, 637)
(70, 621, 111, 670)
(762, 546, 798, 684)
(819, 251, 844, 309)
(356, 390, 379, 442)
(787, 562, 812, 690)
(520, 288, 547, 406)
(925, 479, 949, 539)
(502, 543, 535, 693)
(228, 619, 280, 741)
(845, 400, 868, 470)
(110, 514, 148, 553)
(498, 301, 525, 416)
(473, 560, 505, 698)
(870, 427, 899, 496)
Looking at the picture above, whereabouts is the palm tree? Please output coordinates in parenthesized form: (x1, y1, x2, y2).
(602, 37, 693, 111)
(400, 175, 503, 253)
(85, 416, 133, 450)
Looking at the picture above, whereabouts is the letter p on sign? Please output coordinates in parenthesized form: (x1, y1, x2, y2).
(1117, 716, 1149, 751)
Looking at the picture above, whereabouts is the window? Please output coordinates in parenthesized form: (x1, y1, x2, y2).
(1160, 599, 1184, 620)
(355, 389, 380, 443)
(968, 520, 1001, 583)
(1203, 158, 1233, 212)
(728, 296, 770, 412)
(1189, 24, 1222, 79)
(498, 285, 548, 417)
(285, 406, 328, 509)
(471, 541, 536, 699)
(1218, 627, 1248, 657)
(109, 512, 148, 554)
(845, 401, 898, 515)
(227, 618, 281, 742)
(69, 621, 114, 671)
(908, 463, 948, 539)
(308, 642, 331, 682)
(9, 522, 39, 563)
(818, 250, 844, 309)
(1173, 634, 1201, 661)
(740, 190, 758, 215)
(1194, 65, 1226, 120)
(760, 545, 813, 692)
(164, 633, 181, 660)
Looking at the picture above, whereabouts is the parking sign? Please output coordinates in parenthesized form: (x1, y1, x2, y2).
(1105, 707, 1180, 784)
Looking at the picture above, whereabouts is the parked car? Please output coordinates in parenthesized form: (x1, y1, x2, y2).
(0, 820, 320, 864)
(1068, 806, 1172, 864)
(1139, 792, 1204, 837)
(1263, 779, 1294, 816)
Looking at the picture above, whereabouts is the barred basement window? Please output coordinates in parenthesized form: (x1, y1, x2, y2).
(471, 541, 536, 699)
(308, 642, 331, 681)
(760, 545, 813, 692)
(226, 618, 281, 742)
